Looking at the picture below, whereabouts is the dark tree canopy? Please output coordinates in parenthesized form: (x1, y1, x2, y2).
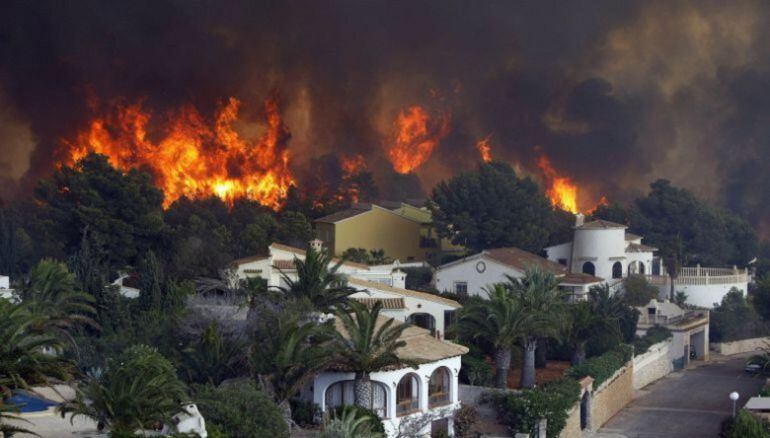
(430, 161, 556, 253)
(34, 153, 166, 268)
(593, 179, 758, 268)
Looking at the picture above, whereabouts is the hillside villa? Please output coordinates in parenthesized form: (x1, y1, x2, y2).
(232, 240, 461, 338)
(314, 201, 465, 264)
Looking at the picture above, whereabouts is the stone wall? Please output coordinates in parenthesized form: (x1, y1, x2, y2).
(632, 340, 674, 389)
(711, 336, 770, 355)
(562, 364, 634, 438)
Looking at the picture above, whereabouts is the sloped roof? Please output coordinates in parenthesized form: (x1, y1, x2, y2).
(626, 242, 658, 253)
(270, 243, 370, 270)
(315, 204, 372, 223)
(576, 219, 627, 230)
(484, 247, 567, 275)
(230, 255, 269, 265)
(332, 316, 468, 369)
(624, 232, 643, 241)
(560, 272, 604, 285)
(352, 297, 406, 310)
(348, 277, 461, 309)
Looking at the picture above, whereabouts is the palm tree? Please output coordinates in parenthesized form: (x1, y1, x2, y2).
(60, 345, 187, 434)
(331, 300, 415, 409)
(275, 246, 357, 313)
(506, 268, 566, 388)
(181, 320, 247, 386)
(0, 300, 74, 436)
(22, 259, 98, 342)
(457, 284, 535, 389)
(564, 301, 620, 365)
(251, 307, 334, 430)
(321, 406, 384, 438)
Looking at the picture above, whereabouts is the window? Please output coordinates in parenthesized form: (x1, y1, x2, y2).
(325, 380, 387, 418)
(612, 262, 623, 279)
(407, 313, 436, 334)
(428, 367, 451, 407)
(454, 282, 468, 296)
(396, 374, 420, 416)
(582, 262, 595, 276)
(638, 262, 646, 275)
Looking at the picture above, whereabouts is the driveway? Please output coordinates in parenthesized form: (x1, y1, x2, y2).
(598, 354, 766, 438)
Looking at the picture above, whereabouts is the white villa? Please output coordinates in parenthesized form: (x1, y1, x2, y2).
(544, 214, 660, 285)
(232, 240, 461, 337)
(299, 317, 467, 437)
(0, 275, 17, 301)
(636, 299, 710, 366)
(434, 246, 603, 300)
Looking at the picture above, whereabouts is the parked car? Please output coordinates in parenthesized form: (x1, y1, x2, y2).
(745, 363, 762, 373)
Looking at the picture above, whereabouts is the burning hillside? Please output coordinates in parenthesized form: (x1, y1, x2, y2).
(387, 105, 451, 174)
(61, 97, 295, 209)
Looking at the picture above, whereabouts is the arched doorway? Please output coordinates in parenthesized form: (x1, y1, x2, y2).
(580, 391, 591, 430)
(582, 262, 595, 276)
(428, 367, 451, 408)
(407, 313, 436, 334)
(612, 262, 623, 279)
(325, 380, 388, 418)
(396, 374, 420, 416)
(638, 262, 646, 275)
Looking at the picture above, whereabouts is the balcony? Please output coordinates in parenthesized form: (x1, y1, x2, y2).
(643, 266, 749, 287)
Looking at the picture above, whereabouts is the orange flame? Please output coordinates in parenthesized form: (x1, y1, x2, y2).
(387, 105, 450, 174)
(476, 134, 492, 162)
(537, 154, 578, 214)
(340, 153, 366, 176)
(63, 97, 295, 209)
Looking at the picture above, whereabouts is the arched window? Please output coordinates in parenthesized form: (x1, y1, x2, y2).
(428, 367, 451, 407)
(612, 262, 623, 279)
(396, 374, 420, 416)
(325, 380, 387, 418)
(582, 262, 595, 276)
(407, 313, 436, 334)
(638, 262, 646, 275)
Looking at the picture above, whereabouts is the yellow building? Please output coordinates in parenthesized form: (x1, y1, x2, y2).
(315, 202, 465, 263)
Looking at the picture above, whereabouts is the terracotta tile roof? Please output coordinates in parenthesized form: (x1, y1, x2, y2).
(626, 242, 658, 253)
(348, 277, 461, 309)
(624, 232, 642, 241)
(576, 219, 627, 230)
(352, 297, 406, 310)
(273, 259, 296, 270)
(331, 316, 468, 369)
(484, 247, 567, 275)
(314, 204, 372, 223)
(560, 272, 604, 285)
(269, 243, 371, 270)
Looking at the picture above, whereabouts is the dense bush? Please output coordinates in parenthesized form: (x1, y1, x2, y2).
(492, 378, 580, 437)
(290, 399, 321, 427)
(460, 354, 493, 387)
(711, 288, 770, 342)
(633, 326, 672, 355)
(720, 410, 770, 437)
(330, 405, 385, 433)
(453, 405, 478, 438)
(566, 345, 633, 390)
(193, 382, 289, 438)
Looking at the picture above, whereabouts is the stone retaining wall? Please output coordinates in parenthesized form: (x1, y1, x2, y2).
(562, 364, 634, 438)
(632, 340, 674, 389)
(711, 336, 770, 355)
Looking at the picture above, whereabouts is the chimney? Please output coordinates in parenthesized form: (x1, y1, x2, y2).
(309, 238, 324, 253)
(575, 213, 585, 227)
(391, 269, 406, 289)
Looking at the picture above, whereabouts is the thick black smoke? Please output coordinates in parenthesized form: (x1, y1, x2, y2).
(2, 1, 770, 233)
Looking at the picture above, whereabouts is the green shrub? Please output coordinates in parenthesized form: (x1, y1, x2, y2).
(330, 405, 385, 433)
(460, 355, 493, 386)
(720, 410, 770, 437)
(566, 345, 632, 390)
(193, 382, 288, 438)
(290, 398, 320, 427)
(633, 326, 672, 356)
(492, 378, 580, 437)
(453, 404, 478, 438)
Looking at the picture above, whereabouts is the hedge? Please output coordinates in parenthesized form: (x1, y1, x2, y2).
(633, 326, 672, 356)
(566, 345, 633, 390)
(491, 378, 580, 437)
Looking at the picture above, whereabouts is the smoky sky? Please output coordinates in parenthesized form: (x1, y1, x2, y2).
(2, 1, 770, 233)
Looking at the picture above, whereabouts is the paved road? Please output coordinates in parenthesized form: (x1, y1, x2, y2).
(598, 355, 765, 438)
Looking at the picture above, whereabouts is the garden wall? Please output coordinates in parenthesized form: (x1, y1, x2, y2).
(711, 336, 770, 355)
(632, 340, 674, 389)
(562, 364, 634, 438)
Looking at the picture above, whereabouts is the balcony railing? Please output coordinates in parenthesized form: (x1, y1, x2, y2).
(638, 310, 708, 327)
(643, 266, 749, 287)
(396, 398, 420, 416)
(429, 391, 451, 408)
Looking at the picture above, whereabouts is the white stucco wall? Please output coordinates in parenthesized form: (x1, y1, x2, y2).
(545, 242, 572, 265)
(434, 255, 524, 297)
(308, 356, 462, 437)
(675, 282, 748, 308)
(571, 228, 626, 280)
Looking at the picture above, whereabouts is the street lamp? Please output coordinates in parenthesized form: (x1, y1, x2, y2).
(730, 391, 740, 418)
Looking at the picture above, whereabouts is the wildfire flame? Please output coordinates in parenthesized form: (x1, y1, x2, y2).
(476, 134, 492, 162)
(62, 97, 295, 209)
(387, 105, 450, 174)
(536, 154, 579, 214)
(340, 153, 367, 176)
